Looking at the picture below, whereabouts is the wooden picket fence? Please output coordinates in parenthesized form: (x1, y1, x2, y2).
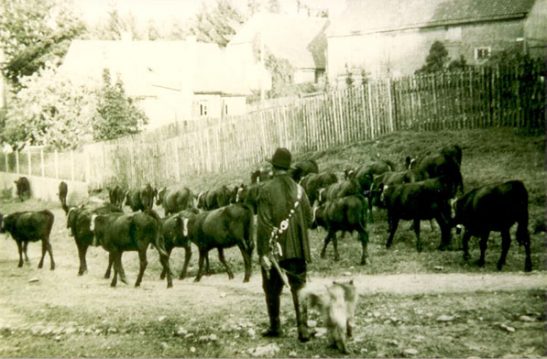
(0, 62, 544, 189)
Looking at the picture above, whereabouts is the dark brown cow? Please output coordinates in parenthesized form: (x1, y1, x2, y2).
(0, 210, 55, 269)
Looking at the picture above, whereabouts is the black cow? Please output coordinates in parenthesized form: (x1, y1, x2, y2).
(408, 144, 464, 197)
(161, 208, 199, 280)
(311, 195, 369, 265)
(199, 185, 231, 210)
(235, 183, 262, 213)
(92, 209, 172, 288)
(126, 184, 157, 212)
(452, 180, 532, 272)
(156, 185, 195, 216)
(67, 203, 123, 276)
(59, 181, 68, 213)
(14, 177, 31, 201)
(108, 184, 126, 209)
(0, 210, 55, 269)
(301, 172, 338, 206)
(189, 203, 254, 282)
(251, 168, 272, 184)
(382, 176, 454, 252)
(319, 178, 360, 204)
(369, 170, 413, 209)
(348, 160, 396, 193)
(289, 159, 319, 182)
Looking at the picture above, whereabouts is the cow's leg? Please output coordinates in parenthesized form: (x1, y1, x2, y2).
(497, 230, 511, 271)
(320, 231, 332, 259)
(135, 249, 148, 287)
(22, 241, 30, 263)
(38, 239, 47, 269)
(118, 253, 128, 284)
(16, 241, 24, 267)
(332, 230, 340, 261)
(111, 251, 121, 287)
(46, 240, 55, 270)
(194, 249, 207, 282)
(76, 241, 88, 275)
(477, 232, 489, 267)
(386, 215, 399, 249)
(179, 244, 192, 280)
(157, 247, 172, 288)
(218, 248, 234, 280)
(462, 230, 472, 261)
(413, 218, 422, 252)
(359, 228, 369, 265)
(238, 243, 252, 283)
(105, 252, 113, 279)
(205, 252, 211, 275)
(160, 247, 173, 280)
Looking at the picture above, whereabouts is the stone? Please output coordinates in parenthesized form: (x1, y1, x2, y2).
(404, 348, 418, 356)
(436, 314, 455, 322)
(500, 323, 515, 333)
(519, 315, 535, 322)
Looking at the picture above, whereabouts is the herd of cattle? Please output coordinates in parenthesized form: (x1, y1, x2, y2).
(0, 143, 533, 289)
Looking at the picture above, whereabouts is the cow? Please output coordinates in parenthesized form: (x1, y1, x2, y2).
(14, 176, 31, 201)
(235, 183, 262, 213)
(125, 184, 157, 212)
(198, 185, 231, 210)
(319, 178, 360, 204)
(67, 203, 123, 276)
(369, 170, 414, 209)
(452, 180, 532, 272)
(289, 159, 319, 182)
(301, 172, 338, 206)
(251, 168, 272, 184)
(161, 208, 199, 280)
(108, 184, 126, 209)
(311, 195, 369, 265)
(382, 176, 455, 252)
(189, 203, 254, 283)
(408, 144, 464, 197)
(59, 181, 68, 213)
(92, 209, 173, 288)
(0, 210, 55, 269)
(156, 185, 195, 216)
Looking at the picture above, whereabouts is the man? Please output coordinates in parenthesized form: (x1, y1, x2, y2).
(257, 147, 313, 342)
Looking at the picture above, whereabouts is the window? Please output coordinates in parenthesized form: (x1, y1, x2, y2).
(199, 102, 208, 116)
(474, 47, 491, 61)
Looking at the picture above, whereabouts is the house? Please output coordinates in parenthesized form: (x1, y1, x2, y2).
(60, 38, 254, 128)
(326, 0, 543, 83)
(228, 12, 329, 86)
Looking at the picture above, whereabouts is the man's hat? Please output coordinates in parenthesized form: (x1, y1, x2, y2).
(268, 147, 292, 170)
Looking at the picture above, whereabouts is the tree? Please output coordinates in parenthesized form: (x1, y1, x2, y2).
(416, 41, 449, 74)
(1, 64, 96, 150)
(448, 55, 468, 71)
(92, 69, 148, 142)
(0, 0, 85, 89)
(188, 0, 245, 47)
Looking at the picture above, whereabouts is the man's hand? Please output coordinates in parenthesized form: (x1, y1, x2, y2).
(260, 255, 272, 272)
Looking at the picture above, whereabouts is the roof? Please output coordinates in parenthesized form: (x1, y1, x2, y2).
(60, 40, 251, 96)
(229, 13, 328, 69)
(327, 0, 537, 37)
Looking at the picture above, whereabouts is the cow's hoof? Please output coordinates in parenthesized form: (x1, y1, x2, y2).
(121, 277, 128, 285)
(160, 274, 166, 280)
(167, 282, 173, 288)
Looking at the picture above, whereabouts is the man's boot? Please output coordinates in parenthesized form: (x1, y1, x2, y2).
(262, 294, 282, 337)
(292, 290, 310, 342)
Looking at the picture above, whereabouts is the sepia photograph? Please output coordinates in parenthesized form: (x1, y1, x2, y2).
(0, 0, 545, 357)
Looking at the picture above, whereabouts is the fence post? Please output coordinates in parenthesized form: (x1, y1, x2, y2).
(4, 152, 8, 173)
(367, 82, 375, 138)
(173, 140, 181, 182)
(387, 78, 394, 133)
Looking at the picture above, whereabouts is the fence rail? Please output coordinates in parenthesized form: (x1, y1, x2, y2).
(1, 63, 544, 189)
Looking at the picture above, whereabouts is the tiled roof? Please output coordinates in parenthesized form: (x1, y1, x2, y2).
(60, 40, 251, 96)
(328, 0, 536, 36)
(229, 12, 328, 69)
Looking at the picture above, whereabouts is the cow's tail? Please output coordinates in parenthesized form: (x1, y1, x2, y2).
(240, 204, 254, 254)
(44, 210, 55, 238)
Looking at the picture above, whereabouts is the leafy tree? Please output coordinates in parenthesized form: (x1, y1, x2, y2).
(92, 69, 148, 142)
(0, 0, 85, 89)
(1, 64, 96, 150)
(416, 41, 449, 74)
(188, 0, 245, 47)
(448, 55, 468, 71)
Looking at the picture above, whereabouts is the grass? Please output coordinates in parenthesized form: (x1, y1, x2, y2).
(0, 127, 545, 357)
